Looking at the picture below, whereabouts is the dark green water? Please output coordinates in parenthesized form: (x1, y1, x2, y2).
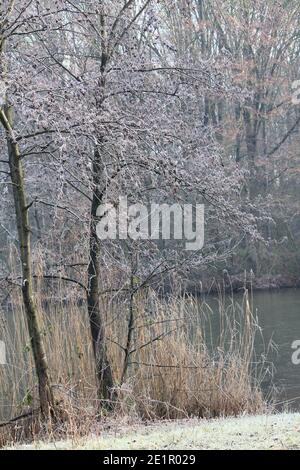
(204, 289, 300, 410)
(253, 289, 300, 409)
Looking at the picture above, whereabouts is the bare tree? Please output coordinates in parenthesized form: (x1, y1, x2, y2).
(0, 1, 55, 418)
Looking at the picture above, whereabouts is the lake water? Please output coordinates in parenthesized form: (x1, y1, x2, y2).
(204, 289, 300, 410)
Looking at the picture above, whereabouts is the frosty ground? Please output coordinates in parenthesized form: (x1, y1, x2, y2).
(7, 413, 300, 451)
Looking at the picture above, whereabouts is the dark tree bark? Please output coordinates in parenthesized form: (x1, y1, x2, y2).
(86, 11, 114, 404)
(0, 105, 55, 419)
(87, 149, 114, 403)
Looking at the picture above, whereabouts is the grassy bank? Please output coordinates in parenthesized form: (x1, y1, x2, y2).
(6, 413, 300, 450)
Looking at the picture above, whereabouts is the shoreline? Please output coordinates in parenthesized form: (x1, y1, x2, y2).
(183, 274, 300, 296)
(2, 274, 300, 312)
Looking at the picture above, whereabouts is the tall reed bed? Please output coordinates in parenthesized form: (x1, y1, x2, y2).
(0, 277, 268, 432)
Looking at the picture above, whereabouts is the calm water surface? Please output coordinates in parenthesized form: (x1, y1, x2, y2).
(204, 289, 300, 410)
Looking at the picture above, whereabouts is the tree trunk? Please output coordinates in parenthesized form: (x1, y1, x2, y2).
(243, 107, 258, 199)
(0, 106, 55, 419)
(87, 149, 114, 404)
(86, 12, 114, 404)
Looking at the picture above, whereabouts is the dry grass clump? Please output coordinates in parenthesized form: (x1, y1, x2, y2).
(110, 292, 266, 419)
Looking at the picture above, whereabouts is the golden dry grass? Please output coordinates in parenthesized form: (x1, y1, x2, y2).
(0, 260, 268, 445)
(1, 289, 266, 417)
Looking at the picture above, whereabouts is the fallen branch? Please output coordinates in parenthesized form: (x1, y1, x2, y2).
(0, 409, 38, 429)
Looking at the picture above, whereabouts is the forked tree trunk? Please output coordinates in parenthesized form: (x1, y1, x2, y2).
(0, 105, 55, 419)
(86, 17, 114, 404)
